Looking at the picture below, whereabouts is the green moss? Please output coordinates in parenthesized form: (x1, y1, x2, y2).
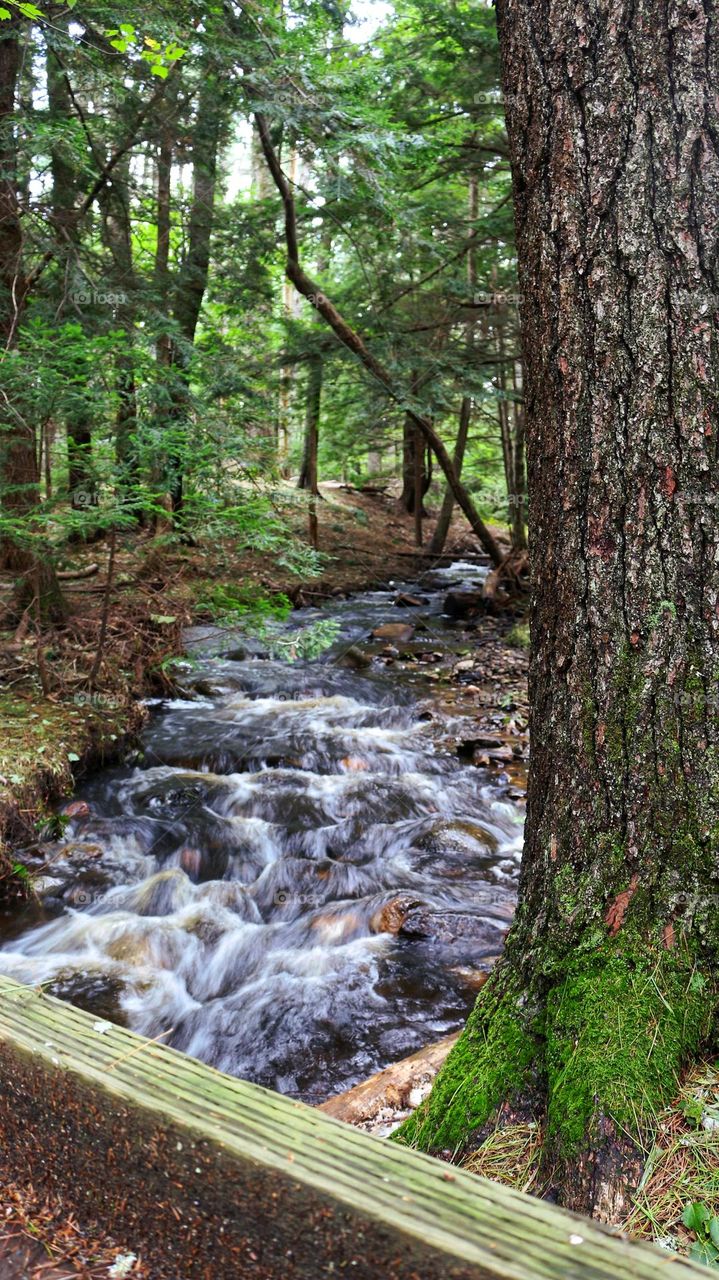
(504, 621, 529, 650)
(545, 944, 714, 1157)
(392, 972, 539, 1154)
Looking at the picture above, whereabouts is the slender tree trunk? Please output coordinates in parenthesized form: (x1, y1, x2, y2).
(100, 163, 139, 490)
(167, 64, 226, 512)
(509, 359, 527, 553)
(397, 0, 719, 1220)
(298, 355, 323, 494)
(399, 373, 431, 515)
(429, 396, 470, 554)
(429, 173, 479, 554)
(299, 352, 322, 548)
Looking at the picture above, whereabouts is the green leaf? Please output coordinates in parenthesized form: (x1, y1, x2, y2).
(683, 1203, 711, 1233)
(689, 1241, 719, 1268)
(0, 9, 12, 19)
(710, 1220, 719, 1250)
(67, 752, 80, 763)
(151, 63, 169, 78)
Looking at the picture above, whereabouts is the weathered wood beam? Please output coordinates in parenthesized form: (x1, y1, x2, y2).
(0, 977, 705, 1280)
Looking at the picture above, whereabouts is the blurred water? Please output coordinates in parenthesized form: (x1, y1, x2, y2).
(0, 563, 524, 1102)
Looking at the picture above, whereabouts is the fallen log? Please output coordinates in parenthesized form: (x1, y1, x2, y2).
(318, 1033, 460, 1125)
(57, 563, 99, 580)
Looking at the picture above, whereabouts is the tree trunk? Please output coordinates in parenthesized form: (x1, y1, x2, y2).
(399, 373, 431, 516)
(509, 360, 527, 553)
(167, 63, 226, 512)
(100, 162, 140, 492)
(429, 395, 470, 554)
(0, 19, 65, 621)
(299, 352, 322, 548)
(396, 0, 719, 1220)
(429, 173, 479, 554)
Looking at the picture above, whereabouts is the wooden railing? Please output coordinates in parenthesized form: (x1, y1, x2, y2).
(0, 975, 705, 1279)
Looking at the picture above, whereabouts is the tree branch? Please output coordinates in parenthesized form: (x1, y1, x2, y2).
(254, 111, 504, 567)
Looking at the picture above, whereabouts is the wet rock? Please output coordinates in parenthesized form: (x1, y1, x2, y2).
(223, 645, 247, 661)
(416, 818, 499, 857)
(372, 623, 415, 643)
(450, 966, 491, 991)
(369, 895, 419, 935)
(123, 868, 194, 917)
(453, 658, 475, 674)
(399, 907, 507, 945)
(485, 746, 514, 764)
(190, 679, 223, 698)
(63, 841, 104, 861)
(443, 590, 487, 619)
(340, 756, 370, 771)
(61, 800, 91, 819)
(179, 847, 203, 879)
(338, 645, 372, 670)
(46, 973, 126, 1025)
(394, 593, 426, 608)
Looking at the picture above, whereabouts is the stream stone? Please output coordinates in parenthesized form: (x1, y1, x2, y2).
(399, 907, 508, 945)
(443, 590, 487, 619)
(371, 623, 415, 642)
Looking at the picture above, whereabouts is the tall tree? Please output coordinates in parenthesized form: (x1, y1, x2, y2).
(166, 50, 229, 511)
(397, 0, 719, 1220)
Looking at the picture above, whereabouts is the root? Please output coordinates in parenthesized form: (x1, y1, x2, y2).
(542, 949, 713, 1218)
(394, 944, 715, 1217)
(393, 968, 541, 1155)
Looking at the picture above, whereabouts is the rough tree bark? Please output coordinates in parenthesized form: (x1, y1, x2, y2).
(396, 0, 719, 1220)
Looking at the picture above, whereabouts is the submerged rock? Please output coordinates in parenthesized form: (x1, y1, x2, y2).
(338, 646, 372, 670)
(372, 623, 415, 643)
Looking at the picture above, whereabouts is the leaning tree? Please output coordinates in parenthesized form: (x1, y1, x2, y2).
(397, 0, 719, 1219)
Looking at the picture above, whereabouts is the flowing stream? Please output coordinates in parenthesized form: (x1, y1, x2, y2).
(0, 563, 524, 1103)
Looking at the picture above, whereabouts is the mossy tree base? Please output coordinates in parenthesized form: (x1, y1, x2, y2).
(395, 942, 715, 1219)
